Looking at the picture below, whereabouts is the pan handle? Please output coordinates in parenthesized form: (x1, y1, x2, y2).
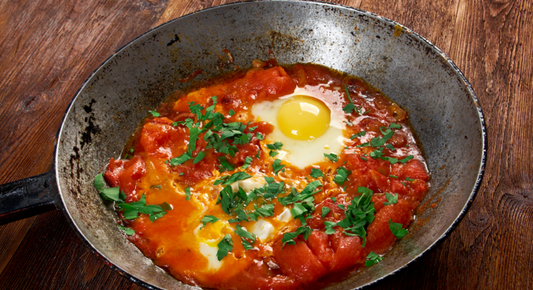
(0, 167, 58, 225)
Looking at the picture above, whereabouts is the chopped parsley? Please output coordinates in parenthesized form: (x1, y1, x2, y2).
(218, 156, 235, 172)
(324, 221, 336, 235)
(342, 85, 361, 114)
(282, 226, 312, 247)
(324, 152, 339, 162)
(118, 225, 135, 236)
(389, 219, 408, 238)
(94, 174, 171, 222)
(185, 187, 192, 201)
(235, 225, 256, 250)
(216, 234, 234, 261)
(273, 159, 285, 174)
(333, 167, 351, 185)
(335, 186, 376, 246)
(365, 252, 383, 267)
(241, 156, 253, 169)
(192, 151, 206, 164)
(350, 131, 367, 139)
(321, 206, 331, 218)
(310, 168, 324, 178)
(383, 193, 398, 206)
(266, 141, 283, 150)
(200, 215, 219, 229)
(399, 155, 414, 163)
(149, 110, 160, 117)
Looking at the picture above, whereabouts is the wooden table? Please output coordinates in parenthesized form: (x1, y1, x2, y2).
(0, 0, 531, 289)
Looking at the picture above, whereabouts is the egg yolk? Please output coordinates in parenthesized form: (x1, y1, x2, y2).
(276, 95, 331, 140)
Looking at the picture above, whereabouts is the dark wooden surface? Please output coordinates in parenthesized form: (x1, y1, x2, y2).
(0, 0, 531, 289)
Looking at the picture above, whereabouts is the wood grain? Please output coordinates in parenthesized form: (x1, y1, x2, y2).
(1, 0, 532, 289)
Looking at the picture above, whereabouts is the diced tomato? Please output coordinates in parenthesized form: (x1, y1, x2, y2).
(104, 158, 123, 187)
(407, 179, 430, 206)
(387, 130, 408, 148)
(366, 199, 412, 254)
(369, 169, 389, 192)
(287, 63, 342, 87)
(390, 179, 409, 196)
(223, 260, 297, 290)
(307, 231, 335, 269)
(273, 241, 328, 284)
(103, 156, 146, 199)
(307, 198, 345, 229)
(371, 194, 388, 212)
(390, 160, 429, 181)
(140, 119, 187, 159)
(329, 234, 364, 272)
(225, 66, 296, 106)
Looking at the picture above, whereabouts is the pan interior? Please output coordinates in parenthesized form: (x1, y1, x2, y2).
(55, 1, 484, 289)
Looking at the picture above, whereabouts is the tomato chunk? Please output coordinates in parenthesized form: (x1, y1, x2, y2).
(273, 241, 328, 284)
(104, 156, 146, 199)
(366, 199, 412, 254)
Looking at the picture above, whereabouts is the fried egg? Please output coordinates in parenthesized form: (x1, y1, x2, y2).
(252, 87, 346, 168)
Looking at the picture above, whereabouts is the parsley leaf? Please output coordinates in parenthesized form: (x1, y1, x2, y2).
(399, 155, 414, 163)
(192, 151, 206, 164)
(350, 131, 367, 139)
(255, 204, 275, 217)
(118, 225, 135, 236)
(390, 123, 402, 129)
(324, 152, 339, 162)
(216, 234, 234, 261)
(343, 84, 360, 114)
(365, 252, 383, 267)
(321, 206, 331, 218)
(185, 187, 192, 201)
(218, 156, 235, 172)
(324, 221, 336, 235)
(282, 226, 313, 247)
(335, 186, 375, 246)
(266, 141, 283, 150)
(310, 168, 324, 178)
(149, 110, 160, 117)
(215, 171, 252, 186)
(383, 193, 398, 206)
(115, 193, 170, 222)
(389, 219, 408, 238)
(169, 152, 192, 166)
(200, 215, 219, 229)
(235, 225, 256, 250)
(273, 159, 285, 174)
(241, 156, 253, 169)
(334, 167, 351, 185)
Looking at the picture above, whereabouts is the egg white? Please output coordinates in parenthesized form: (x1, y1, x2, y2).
(252, 87, 347, 168)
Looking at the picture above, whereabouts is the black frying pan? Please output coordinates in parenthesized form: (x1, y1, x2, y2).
(0, 1, 486, 289)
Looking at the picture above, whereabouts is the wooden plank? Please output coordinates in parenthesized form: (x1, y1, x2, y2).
(0, 217, 36, 274)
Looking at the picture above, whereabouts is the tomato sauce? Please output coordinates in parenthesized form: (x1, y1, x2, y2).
(103, 61, 430, 289)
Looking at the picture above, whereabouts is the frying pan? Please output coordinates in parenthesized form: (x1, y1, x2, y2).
(0, 1, 486, 289)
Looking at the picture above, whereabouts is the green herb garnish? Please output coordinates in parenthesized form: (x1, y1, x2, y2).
(217, 234, 234, 261)
(389, 219, 408, 238)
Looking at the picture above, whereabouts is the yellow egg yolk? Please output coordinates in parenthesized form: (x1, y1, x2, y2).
(276, 95, 331, 140)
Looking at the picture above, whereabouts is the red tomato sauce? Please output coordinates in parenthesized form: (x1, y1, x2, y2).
(103, 61, 430, 289)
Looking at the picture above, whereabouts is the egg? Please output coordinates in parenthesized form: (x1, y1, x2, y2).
(252, 87, 346, 168)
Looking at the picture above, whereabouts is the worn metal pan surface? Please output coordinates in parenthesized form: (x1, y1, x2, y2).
(1, 1, 486, 289)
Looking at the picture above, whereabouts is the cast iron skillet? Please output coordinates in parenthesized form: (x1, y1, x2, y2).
(0, 1, 486, 289)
